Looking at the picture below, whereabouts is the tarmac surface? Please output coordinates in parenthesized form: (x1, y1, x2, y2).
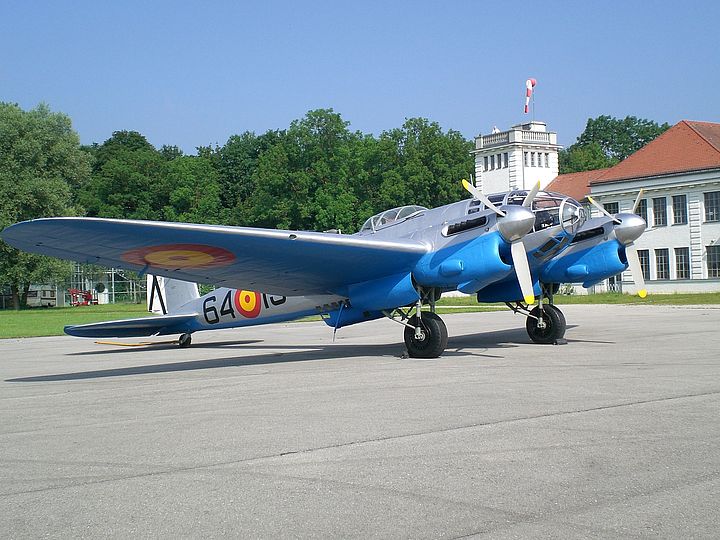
(1, 304, 719, 539)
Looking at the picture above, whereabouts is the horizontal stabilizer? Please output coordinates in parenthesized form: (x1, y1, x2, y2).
(64, 313, 197, 338)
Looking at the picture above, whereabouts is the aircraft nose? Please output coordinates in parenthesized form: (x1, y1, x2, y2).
(497, 205, 535, 243)
(614, 213, 646, 245)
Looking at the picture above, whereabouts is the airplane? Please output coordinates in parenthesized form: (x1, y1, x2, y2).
(0, 181, 647, 357)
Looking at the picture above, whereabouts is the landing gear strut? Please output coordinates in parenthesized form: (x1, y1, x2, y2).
(507, 283, 567, 344)
(403, 312, 448, 358)
(384, 287, 448, 358)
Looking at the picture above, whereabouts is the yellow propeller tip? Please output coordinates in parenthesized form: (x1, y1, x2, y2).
(524, 295, 535, 305)
(638, 290, 647, 299)
(462, 179, 470, 188)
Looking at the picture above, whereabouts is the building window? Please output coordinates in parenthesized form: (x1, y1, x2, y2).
(708, 245, 720, 278)
(544, 153, 550, 167)
(538, 153, 544, 167)
(524, 152, 529, 167)
(603, 202, 619, 215)
(484, 156, 488, 171)
(705, 191, 720, 222)
(655, 248, 669, 280)
(653, 197, 667, 227)
(503, 152, 509, 168)
(675, 247, 690, 279)
(638, 249, 650, 280)
(530, 152, 535, 167)
(490, 155, 495, 170)
(636, 199, 648, 225)
(672, 195, 687, 225)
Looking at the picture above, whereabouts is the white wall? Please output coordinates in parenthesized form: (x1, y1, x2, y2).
(589, 169, 720, 293)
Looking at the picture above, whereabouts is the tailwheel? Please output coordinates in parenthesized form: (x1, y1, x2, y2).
(178, 333, 192, 348)
(404, 312, 448, 358)
(525, 305, 566, 344)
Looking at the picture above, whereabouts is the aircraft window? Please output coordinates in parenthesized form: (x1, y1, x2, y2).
(397, 205, 425, 219)
(560, 198, 586, 234)
(505, 191, 526, 206)
(359, 205, 427, 232)
(379, 209, 401, 225)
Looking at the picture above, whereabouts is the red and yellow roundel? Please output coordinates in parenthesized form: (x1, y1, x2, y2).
(122, 244, 235, 269)
(234, 290, 261, 318)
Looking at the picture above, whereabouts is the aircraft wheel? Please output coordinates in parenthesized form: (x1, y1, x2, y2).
(404, 312, 448, 358)
(179, 333, 192, 348)
(526, 305, 566, 344)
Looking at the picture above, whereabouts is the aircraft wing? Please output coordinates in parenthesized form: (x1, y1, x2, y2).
(2, 218, 429, 296)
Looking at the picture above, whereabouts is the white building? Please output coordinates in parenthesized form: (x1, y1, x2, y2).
(472, 121, 561, 193)
(548, 120, 720, 294)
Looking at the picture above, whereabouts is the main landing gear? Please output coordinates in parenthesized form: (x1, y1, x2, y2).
(507, 283, 567, 345)
(384, 288, 448, 358)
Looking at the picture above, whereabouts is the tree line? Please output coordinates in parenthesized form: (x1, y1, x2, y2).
(0, 101, 669, 308)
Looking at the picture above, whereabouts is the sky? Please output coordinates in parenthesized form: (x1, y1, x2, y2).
(2, 0, 718, 153)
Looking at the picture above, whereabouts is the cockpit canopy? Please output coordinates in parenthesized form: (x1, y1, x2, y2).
(468, 190, 586, 234)
(360, 205, 427, 232)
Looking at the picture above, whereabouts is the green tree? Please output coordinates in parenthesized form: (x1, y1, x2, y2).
(80, 131, 170, 220)
(243, 109, 371, 231)
(560, 115, 670, 173)
(558, 141, 614, 173)
(162, 155, 224, 224)
(159, 144, 184, 161)
(218, 130, 284, 219)
(373, 118, 472, 211)
(0, 103, 90, 309)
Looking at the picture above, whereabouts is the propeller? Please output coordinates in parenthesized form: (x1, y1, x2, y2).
(462, 179, 538, 305)
(632, 188, 645, 213)
(522, 181, 541, 207)
(624, 244, 647, 299)
(587, 196, 621, 224)
(462, 179, 505, 217)
(587, 191, 648, 299)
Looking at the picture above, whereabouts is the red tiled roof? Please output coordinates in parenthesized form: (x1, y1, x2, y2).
(589, 120, 720, 184)
(546, 168, 610, 201)
(547, 120, 720, 199)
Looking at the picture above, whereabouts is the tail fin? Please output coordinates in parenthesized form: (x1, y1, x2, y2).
(147, 275, 200, 315)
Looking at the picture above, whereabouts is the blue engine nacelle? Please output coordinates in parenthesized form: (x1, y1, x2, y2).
(540, 239, 628, 287)
(413, 231, 513, 294)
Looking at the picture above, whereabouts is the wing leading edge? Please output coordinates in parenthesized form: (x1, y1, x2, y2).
(2, 218, 429, 296)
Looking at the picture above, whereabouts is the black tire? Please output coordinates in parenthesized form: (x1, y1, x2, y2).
(179, 333, 192, 348)
(547, 304, 566, 328)
(526, 305, 566, 344)
(404, 312, 448, 358)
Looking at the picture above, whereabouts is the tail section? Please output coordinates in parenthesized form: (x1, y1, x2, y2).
(147, 275, 199, 315)
(64, 313, 197, 338)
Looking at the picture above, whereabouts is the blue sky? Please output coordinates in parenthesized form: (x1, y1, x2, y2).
(2, 1, 718, 153)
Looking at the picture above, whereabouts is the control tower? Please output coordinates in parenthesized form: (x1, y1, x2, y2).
(472, 121, 561, 194)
